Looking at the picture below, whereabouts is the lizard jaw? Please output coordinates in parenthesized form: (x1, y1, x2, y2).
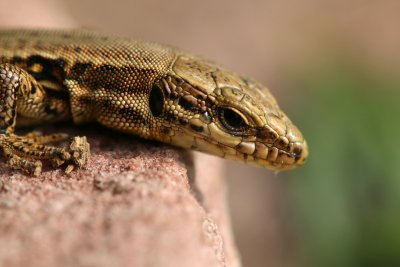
(164, 126, 308, 170)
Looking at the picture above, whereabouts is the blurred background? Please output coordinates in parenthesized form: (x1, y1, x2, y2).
(2, 0, 399, 266)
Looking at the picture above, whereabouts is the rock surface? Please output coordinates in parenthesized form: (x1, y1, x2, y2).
(0, 124, 241, 267)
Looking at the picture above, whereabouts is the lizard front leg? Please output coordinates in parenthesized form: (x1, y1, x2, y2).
(0, 63, 89, 176)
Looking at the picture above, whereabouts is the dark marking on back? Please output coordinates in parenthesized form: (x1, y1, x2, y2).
(70, 62, 93, 77)
(115, 106, 147, 127)
(54, 58, 67, 68)
(97, 65, 117, 72)
(80, 65, 157, 92)
(26, 55, 66, 84)
(10, 56, 24, 65)
(46, 89, 70, 103)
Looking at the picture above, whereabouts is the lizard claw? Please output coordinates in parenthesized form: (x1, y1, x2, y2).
(0, 133, 90, 176)
(8, 155, 43, 177)
(62, 136, 90, 174)
(53, 136, 90, 173)
(67, 136, 90, 168)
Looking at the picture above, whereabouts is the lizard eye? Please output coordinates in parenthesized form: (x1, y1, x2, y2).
(149, 84, 164, 117)
(218, 107, 248, 132)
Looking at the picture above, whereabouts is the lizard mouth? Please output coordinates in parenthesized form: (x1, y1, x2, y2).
(241, 141, 308, 170)
(221, 140, 306, 170)
(188, 131, 308, 170)
(163, 122, 308, 170)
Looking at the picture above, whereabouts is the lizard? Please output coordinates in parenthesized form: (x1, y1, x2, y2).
(0, 29, 308, 176)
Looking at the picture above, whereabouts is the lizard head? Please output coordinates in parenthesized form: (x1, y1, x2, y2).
(150, 54, 308, 170)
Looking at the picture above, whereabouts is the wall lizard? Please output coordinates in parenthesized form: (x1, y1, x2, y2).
(0, 29, 308, 176)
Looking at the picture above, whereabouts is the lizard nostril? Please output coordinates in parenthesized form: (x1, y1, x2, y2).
(292, 142, 307, 162)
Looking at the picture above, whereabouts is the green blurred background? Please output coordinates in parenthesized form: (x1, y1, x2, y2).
(286, 59, 400, 267)
(283, 8, 400, 265)
(2, 0, 398, 266)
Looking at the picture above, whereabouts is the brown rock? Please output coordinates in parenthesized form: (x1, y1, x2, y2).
(0, 125, 241, 267)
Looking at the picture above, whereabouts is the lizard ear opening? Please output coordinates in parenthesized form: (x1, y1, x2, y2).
(149, 84, 164, 117)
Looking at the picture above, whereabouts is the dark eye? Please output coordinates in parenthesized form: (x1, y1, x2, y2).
(218, 107, 248, 131)
(149, 84, 164, 117)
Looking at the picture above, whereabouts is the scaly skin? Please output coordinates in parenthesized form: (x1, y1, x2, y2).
(0, 29, 308, 176)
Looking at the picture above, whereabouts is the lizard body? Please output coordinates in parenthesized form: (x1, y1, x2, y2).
(0, 29, 308, 176)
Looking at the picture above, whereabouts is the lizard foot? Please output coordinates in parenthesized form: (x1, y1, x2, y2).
(0, 133, 90, 177)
